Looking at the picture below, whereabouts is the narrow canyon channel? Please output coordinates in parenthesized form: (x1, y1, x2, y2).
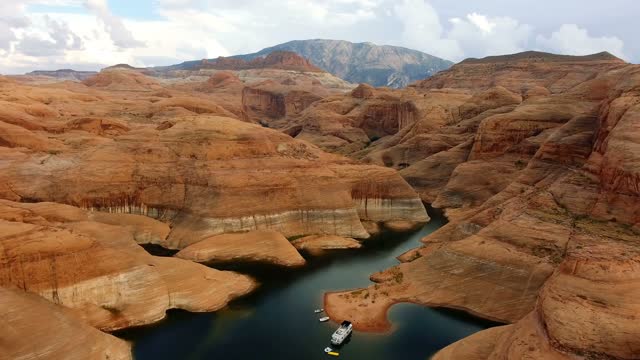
(119, 208, 498, 359)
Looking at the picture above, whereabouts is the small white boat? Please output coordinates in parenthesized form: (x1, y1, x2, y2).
(314, 308, 324, 314)
(319, 316, 330, 322)
(324, 347, 333, 353)
(331, 320, 353, 346)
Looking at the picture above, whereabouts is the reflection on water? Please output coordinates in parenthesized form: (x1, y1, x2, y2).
(119, 208, 499, 360)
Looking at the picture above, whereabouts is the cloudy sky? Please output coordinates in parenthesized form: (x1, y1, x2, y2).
(0, 0, 636, 74)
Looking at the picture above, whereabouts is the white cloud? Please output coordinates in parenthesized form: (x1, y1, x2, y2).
(124, 18, 230, 65)
(536, 24, 627, 60)
(393, 0, 531, 61)
(466, 13, 496, 34)
(447, 15, 533, 60)
(84, 0, 144, 48)
(155, 0, 383, 56)
(393, 0, 462, 60)
(16, 16, 83, 56)
(0, 8, 229, 73)
(0, 0, 632, 74)
(0, 23, 17, 52)
(0, 3, 30, 51)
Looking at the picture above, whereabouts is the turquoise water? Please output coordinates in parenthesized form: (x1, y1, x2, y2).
(120, 209, 497, 359)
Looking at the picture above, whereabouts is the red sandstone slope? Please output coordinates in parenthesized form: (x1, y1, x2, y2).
(1, 287, 132, 360)
(82, 68, 163, 91)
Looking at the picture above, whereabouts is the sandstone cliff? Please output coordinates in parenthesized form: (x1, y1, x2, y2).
(1, 287, 132, 360)
(0, 200, 257, 331)
(321, 52, 640, 359)
(185, 51, 324, 73)
(0, 74, 427, 251)
(0, 64, 428, 357)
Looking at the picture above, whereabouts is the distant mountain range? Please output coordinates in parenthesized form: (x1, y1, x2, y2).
(171, 39, 453, 88)
(26, 69, 97, 81)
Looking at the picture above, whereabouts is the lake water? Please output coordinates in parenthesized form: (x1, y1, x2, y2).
(120, 208, 498, 359)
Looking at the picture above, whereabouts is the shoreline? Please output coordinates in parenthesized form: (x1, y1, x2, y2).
(324, 290, 507, 333)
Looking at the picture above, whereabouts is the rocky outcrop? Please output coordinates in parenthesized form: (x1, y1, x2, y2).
(242, 80, 326, 121)
(191, 51, 324, 73)
(413, 51, 626, 93)
(1, 287, 132, 360)
(242, 86, 287, 118)
(82, 69, 162, 91)
(351, 83, 375, 99)
(291, 235, 362, 254)
(176, 230, 306, 267)
(206, 71, 242, 88)
(275, 86, 444, 154)
(151, 58, 354, 126)
(65, 117, 130, 136)
(435, 220, 640, 359)
(359, 101, 418, 139)
(0, 200, 257, 331)
(151, 96, 238, 117)
(0, 119, 66, 151)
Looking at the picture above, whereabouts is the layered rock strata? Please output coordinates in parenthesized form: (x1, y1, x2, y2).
(321, 52, 640, 359)
(0, 51, 430, 358)
(176, 230, 306, 266)
(0, 200, 257, 332)
(0, 76, 428, 248)
(0, 287, 132, 360)
(291, 234, 362, 254)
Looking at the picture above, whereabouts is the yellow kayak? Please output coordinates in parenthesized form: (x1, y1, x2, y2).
(328, 351, 339, 356)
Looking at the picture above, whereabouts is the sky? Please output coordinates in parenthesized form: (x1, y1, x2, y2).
(0, 0, 637, 74)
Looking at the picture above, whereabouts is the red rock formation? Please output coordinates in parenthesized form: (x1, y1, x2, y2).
(291, 235, 362, 255)
(241, 80, 326, 121)
(206, 71, 242, 88)
(358, 101, 418, 139)
(242, 85, 287, 118)
(0, 70, 427, 248)
(163, 59, 353, 125)
(65, 117, 130, 135)
(413, 50, 626, 93)
(82, 69, 162, 91)
(320, 52, 640, 359)
(351, 83, 375, 99)
(0, 200, 256, 332)
(197, 51, 324, 73)
(0, 72, 428, 359)
(274, 86, 441, 155)
(254, 51, 324, 72)
(176, 230, 306, 267)
(1, 287, 132, 360)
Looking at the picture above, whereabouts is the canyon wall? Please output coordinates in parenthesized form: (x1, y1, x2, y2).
(1, 287, 132, 360)
(0, 65, 427, 358)
(320, 52, 640, 359)
(0, 200, 257, 332)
